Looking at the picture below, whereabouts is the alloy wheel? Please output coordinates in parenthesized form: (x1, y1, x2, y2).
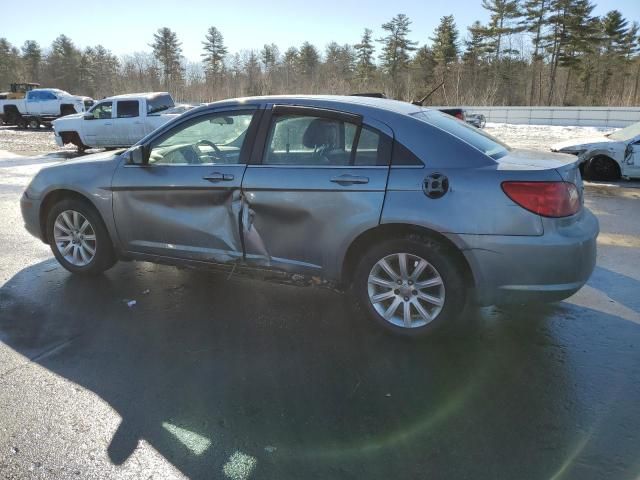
(367, 253, 445, 329)
(53, 210, 97, 267)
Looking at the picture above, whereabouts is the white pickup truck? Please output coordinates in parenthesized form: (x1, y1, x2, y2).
(0, 88, 94, 128)
(52, 92, 191, 150)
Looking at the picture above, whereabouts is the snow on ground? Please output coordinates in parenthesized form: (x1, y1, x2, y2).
(484, 123, 616, 151)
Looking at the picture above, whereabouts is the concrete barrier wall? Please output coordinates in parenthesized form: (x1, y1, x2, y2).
(435, 106, 640, 128)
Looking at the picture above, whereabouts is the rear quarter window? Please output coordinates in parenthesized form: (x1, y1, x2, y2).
(412, 110, 510, 159)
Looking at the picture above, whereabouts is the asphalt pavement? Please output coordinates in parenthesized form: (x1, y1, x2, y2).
(1, 152, 639, 480)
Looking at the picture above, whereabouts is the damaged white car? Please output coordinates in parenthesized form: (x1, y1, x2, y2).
(551, 121, 640, 180)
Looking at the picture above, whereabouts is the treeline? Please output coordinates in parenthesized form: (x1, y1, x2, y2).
(1, 0, 639, 106)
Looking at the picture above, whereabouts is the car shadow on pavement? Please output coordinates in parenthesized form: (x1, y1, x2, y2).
(1, 259, 639, 479)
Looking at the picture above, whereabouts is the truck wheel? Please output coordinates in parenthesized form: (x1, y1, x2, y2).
(16, 119, 27, 129)
(28, 119, 40, 129)
(350, 236, 466, 337)
(46, 198, 116, 275)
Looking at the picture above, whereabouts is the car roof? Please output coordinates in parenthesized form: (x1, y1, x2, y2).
(204, 94, 428, 116)
(101, 92, 172, 101)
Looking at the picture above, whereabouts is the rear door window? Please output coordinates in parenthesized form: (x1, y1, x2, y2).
(117, 100, 139, 118)
(263, 114, 389, 166)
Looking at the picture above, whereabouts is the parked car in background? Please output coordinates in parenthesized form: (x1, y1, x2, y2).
(438, 107, 467, 122)
(466, 112, 486, 128)
(551, 121, 640, 180)
(52, 92, 192, 151)
(0, 88, 93, 129)
(21, 95, 598, 337)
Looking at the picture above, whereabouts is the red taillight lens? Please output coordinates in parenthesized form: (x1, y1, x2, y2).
(501, 181, 580, 218)
(455, 112, 464, 120)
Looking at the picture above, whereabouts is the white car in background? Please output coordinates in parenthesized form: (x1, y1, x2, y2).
(52, 92, 192, 151)
(551, 121, 640, 180)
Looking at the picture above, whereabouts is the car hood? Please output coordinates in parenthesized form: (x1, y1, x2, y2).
(27, 150, 123, 200)
(551, 135, 615, 152)
(53, 113, 83, 125)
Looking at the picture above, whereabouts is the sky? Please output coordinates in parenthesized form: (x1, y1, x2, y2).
(2, 0, 639, 61)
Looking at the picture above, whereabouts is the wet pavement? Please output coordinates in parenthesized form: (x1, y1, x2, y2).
(0, 153, 639, 479)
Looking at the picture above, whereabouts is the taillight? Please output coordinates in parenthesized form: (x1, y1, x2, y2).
(501, 181, 580, 218)
(455, 112, 464, 120)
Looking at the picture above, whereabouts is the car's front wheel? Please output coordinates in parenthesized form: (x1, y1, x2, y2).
(351, 236, 466, 337)
(46, 198, 116, 275)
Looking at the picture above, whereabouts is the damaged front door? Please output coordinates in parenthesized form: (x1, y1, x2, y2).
(112, 108, 260, 264)
(240, 105, 392, 279)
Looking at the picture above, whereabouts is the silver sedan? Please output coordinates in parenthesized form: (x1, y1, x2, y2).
(21, 95, 599, 336)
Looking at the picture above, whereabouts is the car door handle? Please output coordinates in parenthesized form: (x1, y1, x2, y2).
(330, 174, 369, 185)
(202, 172, 234, 182)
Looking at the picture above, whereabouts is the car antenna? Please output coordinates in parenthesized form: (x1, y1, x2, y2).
(412, 79, 445, 106)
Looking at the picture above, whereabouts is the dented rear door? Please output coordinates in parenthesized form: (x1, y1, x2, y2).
(111, 107, 261, 263)
(239, 105, 392, 279)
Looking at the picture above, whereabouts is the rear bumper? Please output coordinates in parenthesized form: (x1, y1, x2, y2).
(458, 208, 599, 306)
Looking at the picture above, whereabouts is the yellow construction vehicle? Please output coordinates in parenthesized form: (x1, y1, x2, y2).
(0, 83, 40, 100)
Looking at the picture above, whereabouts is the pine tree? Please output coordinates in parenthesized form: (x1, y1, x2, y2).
(282, 47, 299, 89)
(377, 14, 418, 97)
(521, 0, 550, 104)
(481, 0, 523, 60)
(21, 40, 42, 83)
(431, 15, 460, 67)
(244, 50, 261, 96)
(411, 45, 437, 97)
(558, 0, 598, 104)
(202, 27, 228, 80)
(260, 43, 279, 72)
(545, 0, 572, 104)
(354, 28, 376, 85)
(0, 39, 20, 89)
(46, 35, 82, 92)
(151, 27, 184, 91)
(297, 42, 320, 80)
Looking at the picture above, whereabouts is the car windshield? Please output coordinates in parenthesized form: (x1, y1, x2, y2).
(606, 121, 640, 141)
(412, 109, 510, 159)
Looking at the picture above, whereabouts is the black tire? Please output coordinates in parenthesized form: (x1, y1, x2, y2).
(28, 119, 40, 129)
(585, 155, 620, 181)
(46, 197, 116, 275)
(350, 235, 466, 337)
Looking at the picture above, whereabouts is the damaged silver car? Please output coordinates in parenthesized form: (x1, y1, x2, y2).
(551, 121, 640, 180)
(21, 95, 599, 336)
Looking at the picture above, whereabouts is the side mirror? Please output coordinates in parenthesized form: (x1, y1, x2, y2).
(124, 145, 148, 165)
(83, 113, 94, 120)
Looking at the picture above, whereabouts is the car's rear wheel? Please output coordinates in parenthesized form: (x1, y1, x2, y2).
(28, 119, 40, 129)
(351, 236, 466, 337)
(46, 198, 116, 275)
(585, 155, 620, 181)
